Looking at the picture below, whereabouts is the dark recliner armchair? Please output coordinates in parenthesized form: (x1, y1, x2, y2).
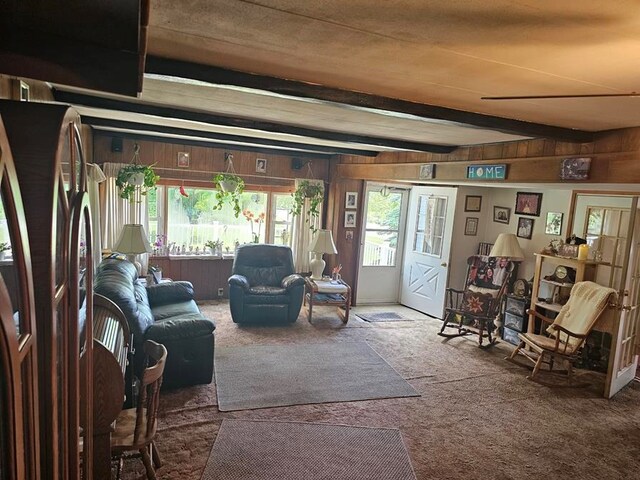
(228, 244, 305, 324)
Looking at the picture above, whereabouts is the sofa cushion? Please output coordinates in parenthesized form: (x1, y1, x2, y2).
(151, 300, 202, 321)
(146, 314, 215, 342)
(147, 281, 195, 306)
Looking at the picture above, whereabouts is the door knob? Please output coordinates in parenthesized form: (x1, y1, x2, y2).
(441, 262, 448, 267)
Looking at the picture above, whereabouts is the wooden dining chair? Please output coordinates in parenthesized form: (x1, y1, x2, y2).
(111, 340, 168, 480)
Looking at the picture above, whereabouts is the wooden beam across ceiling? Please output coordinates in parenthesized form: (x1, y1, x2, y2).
(0, 1, 149, 96)
(83, 116, 379, 156)
(52, 89, 457, 154)
(145, 55, 595, 144)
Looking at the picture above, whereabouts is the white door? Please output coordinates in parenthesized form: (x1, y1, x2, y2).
(357, 183, 409, 303)
(400, 186, 457, 318)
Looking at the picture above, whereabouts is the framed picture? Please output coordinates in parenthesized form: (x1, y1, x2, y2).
(464, 195, 482, 212)
(344, 211, 357, 228)
(419, 163, 435, 180)
(256, 158, 267, 173)
(545, 212, 563, 235)
(177, 151, 190, 168)
(493, 206, 511, 224)
(345, 192, 358, 209)
(517, 217, 534, 240)
(560, 157, 591, 180)
(464, 217, 479, 236)
(515, 192, 542, 216)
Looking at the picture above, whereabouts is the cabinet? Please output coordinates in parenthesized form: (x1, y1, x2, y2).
(502, 294, 530, 345)
(528, 253, 598, 334)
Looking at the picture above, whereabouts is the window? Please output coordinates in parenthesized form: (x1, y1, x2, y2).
(147, 184, 295, 254)
(413, 195, 446, 257)
(362, 189, 401, 266)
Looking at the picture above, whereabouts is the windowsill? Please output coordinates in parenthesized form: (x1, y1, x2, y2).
(151, 254, 235, 260)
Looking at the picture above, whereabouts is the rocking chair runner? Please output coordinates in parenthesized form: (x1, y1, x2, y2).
(507, 281, 617, 386)
(438, 256, 514, 347)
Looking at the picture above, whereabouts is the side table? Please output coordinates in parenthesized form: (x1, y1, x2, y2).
(304, 277, 351, 323)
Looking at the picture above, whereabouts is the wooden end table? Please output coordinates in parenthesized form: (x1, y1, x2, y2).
(304, 277, 351, 323)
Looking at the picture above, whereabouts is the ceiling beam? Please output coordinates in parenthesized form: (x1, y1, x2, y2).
(83, 116, 379, 157)
(92, 129, 333, 160)
(53, 89, 456, 154)
(145, 55, 595, 144)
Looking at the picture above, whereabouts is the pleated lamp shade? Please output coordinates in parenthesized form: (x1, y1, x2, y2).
(489, 233, 525, 260)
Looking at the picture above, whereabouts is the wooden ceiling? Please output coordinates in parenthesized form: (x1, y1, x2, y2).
(7, 1, 640, 156)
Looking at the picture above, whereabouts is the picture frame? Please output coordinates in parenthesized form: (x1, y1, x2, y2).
(464, 195, 482, 212)
(517, 217, 534, 240)
(464, 217, 479, 236)
(545, 212, 563, 235)
(514, 192, 542, 216)
(256, 158, 267, 173)
(560, 157, 591, 180)
(13, 79, 29, 102)
(177, 151, 190, 168)
(419, 163, 435, 180)
(344, 211, 357, 228)
(345, 191, 358, 209)
(493, 206, 511, 224)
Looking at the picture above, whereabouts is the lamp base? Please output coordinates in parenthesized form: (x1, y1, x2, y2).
(126, 254, 142, 277)
(310, 253, 325, 280)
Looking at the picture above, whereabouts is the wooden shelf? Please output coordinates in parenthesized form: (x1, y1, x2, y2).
(540, 279, 574, 288)
(534, 301, 563, 313)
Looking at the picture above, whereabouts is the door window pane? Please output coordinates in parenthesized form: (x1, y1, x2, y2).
(414, 195, 446, 257)
(362, 189, 401, 267)
(363, 231, 398, 266)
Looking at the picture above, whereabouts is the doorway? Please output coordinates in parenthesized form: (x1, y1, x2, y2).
(356, 183, 408, 304)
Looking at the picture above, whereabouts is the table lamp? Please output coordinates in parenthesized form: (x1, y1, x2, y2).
(114, 224, 152, 276)
(489, 233, 525, 260)
(309, 229, 338, 279)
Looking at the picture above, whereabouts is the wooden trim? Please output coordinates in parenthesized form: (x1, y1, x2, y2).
(54, 89, 457, 153)
(145, 55, 594, 143)
(566, 190, 640, 235)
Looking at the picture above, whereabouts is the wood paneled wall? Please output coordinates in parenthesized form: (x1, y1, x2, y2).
(93, 134, 331, 186)
(0, 75, 54, 102)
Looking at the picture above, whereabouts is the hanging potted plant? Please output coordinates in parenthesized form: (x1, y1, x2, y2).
(115, 143, 160, 202)
(213, 153, 245, 217)
(291, 179, 324, 229)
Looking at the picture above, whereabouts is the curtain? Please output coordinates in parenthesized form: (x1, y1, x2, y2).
(86, 163, 106, 272)
(101, 162, 150, 272)
(291, 179, 323, 273)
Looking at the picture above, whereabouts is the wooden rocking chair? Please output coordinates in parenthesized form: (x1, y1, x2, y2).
(507, 281, 616, 386)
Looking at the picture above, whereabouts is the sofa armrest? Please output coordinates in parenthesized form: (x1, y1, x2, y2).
(145, 316, 215, 342)
(146, 281, 195, 307)
(229, 274, 250, 291)
(282, 273, 305, 290)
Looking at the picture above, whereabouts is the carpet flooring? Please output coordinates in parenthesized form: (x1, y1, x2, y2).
(356, 311, 413, 322)
(200, 419, 416, 480)
(121, 301, 640, 480)
(215, 341, 419, 411)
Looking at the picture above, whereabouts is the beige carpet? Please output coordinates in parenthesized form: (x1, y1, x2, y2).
(200, 419, 416, 480)
(121, 301, 640, 480)
(215, 341, 419, 411)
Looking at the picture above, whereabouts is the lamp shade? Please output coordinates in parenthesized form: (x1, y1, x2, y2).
(309, 229, 338, 255)
(114, 224, 152, 255)
(489, 233, 525, 260)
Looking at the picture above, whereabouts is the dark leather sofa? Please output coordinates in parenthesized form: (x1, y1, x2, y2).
(94, 259, 215, 389)
(228, 244, 305, 324)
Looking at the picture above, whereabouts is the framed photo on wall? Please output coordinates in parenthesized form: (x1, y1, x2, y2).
(177, 151, 190, 168)
(493, 206, 511, 224)
(345, 192, 358, 209)
(344, 211, 357, 228)
(515, 192, 542, 216)
(256, 158, 267, 173)
(464, 217, 479, 236)
(545, 212, 563, 235)
(517, 217, 534, 239)
(464, 195, 482, 212)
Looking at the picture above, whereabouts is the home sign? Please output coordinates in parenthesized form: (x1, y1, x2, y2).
(466, 164, 507, 180)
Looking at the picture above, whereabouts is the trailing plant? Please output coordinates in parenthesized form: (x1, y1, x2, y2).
(213, 172, 245, 217)
(116, 163, 159, 202)
(291, 180, 324, 230)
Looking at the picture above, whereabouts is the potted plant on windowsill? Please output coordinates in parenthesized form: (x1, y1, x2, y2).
(116, 164, 160, 203)
(291, 180, 324, 229)
(213, 172, 245, 217)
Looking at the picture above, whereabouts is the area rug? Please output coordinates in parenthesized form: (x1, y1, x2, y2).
(214, 341, 419, 411)
(356, 311, 414, 322)
(200, 419, 417, 480)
